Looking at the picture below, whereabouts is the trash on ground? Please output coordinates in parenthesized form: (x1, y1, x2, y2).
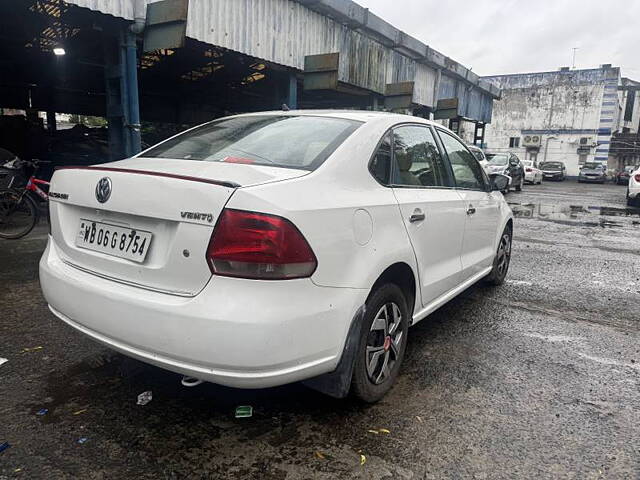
(415, 415, 424, 423)
(14, 468, 22, 473)
(20, 346, 43, 353)
(0, 442, 10, 453)
(314, 451, 326, 459)
(77, 437, 88, 444)
(36, 408, 48, 416)
(136, 391, 153, 406)
(367, 429, 379, 434)
(73, 408, 88, 415)
(181, 376, 204, 387)
(0, 357, 7, 366)
(378, 428, 391, 434)
(360, 454, 366, 466)
(235, 405, 253, 418)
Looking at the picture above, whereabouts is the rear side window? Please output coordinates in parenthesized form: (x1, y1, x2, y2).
(370, 132, 392, 184)
(391, 125, 449, 187)
(143, 115, 362, 171)
(439, 130, 487, 191)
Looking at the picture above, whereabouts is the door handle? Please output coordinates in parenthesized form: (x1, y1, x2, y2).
(409, 209, 425, 223)
(466, 205, 476, 215)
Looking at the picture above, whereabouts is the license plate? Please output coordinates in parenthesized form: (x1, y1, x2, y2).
(76, 219, 152, 262)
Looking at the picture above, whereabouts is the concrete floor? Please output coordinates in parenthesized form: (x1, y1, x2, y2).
(0, 181, 639, 479)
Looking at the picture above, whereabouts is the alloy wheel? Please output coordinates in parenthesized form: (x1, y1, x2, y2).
(366, 302, 403, 385)
(496, 233, 512, 278)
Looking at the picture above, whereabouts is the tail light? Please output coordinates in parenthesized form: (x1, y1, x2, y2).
(206, 209, 317, 280)
(635, 174, 640, 182)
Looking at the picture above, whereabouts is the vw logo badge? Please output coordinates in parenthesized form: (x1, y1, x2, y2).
(95, 177, 112, 203)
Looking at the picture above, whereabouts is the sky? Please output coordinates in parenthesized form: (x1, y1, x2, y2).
(356, 0, 640, 79)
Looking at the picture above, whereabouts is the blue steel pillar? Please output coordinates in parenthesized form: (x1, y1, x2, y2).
(287, 72, 298, 109)
(105, 27, 141, 160)
(123, 30, 142, 155)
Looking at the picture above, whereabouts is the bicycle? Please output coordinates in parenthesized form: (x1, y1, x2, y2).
(0, 159, 50, 239)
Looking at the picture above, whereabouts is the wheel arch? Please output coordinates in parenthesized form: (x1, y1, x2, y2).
(368, 262, 417, 319)
(493, 214, 514, 251)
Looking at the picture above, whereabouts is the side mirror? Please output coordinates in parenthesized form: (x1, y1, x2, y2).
(489, 173, 510, 192)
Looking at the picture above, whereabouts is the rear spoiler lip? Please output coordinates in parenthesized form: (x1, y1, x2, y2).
(54, 166, 241, 189)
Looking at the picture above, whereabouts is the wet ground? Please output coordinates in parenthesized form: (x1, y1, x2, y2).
(1, 181, 639, 479)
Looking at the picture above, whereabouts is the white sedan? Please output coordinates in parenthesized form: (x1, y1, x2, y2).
(522, 160, 543, 184)
(40, 111, 513, 402)
(627, 167, 640, 206)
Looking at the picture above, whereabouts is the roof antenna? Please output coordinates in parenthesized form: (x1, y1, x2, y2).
(282, 104, 290, 111)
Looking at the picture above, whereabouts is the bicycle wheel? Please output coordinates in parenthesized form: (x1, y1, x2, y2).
(0, 189, 38, 239)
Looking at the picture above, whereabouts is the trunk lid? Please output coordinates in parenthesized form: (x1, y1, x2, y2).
(48, 159, 308, 296)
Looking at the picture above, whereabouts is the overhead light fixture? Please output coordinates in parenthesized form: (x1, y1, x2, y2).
(53, 46, 66, 56)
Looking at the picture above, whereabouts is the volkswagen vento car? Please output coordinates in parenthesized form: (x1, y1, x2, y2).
(40, 111, 513, 402)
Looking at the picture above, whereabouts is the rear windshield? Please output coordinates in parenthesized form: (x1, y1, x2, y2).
(582, 163, 602, 169)
(143, 115, 362, 171)
(540, 162, 563, 168)
(486, 154, 508, 166)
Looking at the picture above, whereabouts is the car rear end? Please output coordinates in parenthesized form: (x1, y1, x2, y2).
(522, 162, 536, 183)
(628, 169, 640, 206)
(39, 113, 368, 388)
(540, 162, 564, 180)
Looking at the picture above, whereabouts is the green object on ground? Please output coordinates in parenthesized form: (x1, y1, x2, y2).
(235, 406, 253, 418)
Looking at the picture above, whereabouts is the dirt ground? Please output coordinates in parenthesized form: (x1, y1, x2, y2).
(1, 180, 639, 479)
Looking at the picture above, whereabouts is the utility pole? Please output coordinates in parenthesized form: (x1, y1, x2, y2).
(572, 47, 579, 70)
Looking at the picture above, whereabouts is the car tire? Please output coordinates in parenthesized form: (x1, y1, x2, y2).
(484, 226, 512, 286)
(515, 176, 523, 192)
(351, 283, 409, 403)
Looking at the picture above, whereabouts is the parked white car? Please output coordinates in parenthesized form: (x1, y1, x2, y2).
(467, 144, 489, 173)
(522, 160, 543, 184)
(627, 167, 640, 206)
(40, 111, 513, 402)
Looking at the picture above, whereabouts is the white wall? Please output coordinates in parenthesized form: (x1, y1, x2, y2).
(483, 67, 622, 177)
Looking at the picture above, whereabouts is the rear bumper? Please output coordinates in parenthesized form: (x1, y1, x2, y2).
(628, 183, 640, 198)
(524, 172, 536, 182)
(40, 237, 367, 388)
(542, 172, 562, 179)
(579, 176, 606, 183)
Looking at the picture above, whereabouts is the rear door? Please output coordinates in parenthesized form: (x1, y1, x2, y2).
(437, 129, 501, 280)
(389, 124, 466, 305)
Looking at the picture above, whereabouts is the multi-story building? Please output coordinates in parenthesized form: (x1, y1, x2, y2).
(481, 65, 639, 177)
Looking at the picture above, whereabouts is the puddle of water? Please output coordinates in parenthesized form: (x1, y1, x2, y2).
(508, 202, 640, 228)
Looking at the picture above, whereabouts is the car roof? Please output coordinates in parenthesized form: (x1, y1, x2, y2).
(229, 109, 438, 125)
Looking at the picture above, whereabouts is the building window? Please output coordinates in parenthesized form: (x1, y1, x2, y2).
(509, 137, 520, 148)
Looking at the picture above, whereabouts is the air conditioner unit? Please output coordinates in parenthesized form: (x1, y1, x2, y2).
(522, 135, 541, 147)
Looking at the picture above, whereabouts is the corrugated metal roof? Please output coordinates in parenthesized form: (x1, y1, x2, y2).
(185, 0, 438, 105)
(63, 0, 496, 114)
(63, 0, 160, 20)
